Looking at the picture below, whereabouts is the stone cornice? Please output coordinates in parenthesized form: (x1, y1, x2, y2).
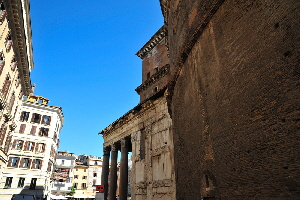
(135, 64, 170, 95)
(136, 25, 167, 59)
(4, 0, 34, 95)
(99, 88, 167, 139)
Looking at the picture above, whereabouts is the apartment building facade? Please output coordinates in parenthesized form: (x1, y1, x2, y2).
(51, 151, 76, 199)
(0, 0, 34, 178)
(0, 94, 64, 200)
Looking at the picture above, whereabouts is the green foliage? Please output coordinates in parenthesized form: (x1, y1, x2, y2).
(68, 186, 76, 196)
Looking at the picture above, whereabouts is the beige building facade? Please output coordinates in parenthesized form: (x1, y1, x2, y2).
(100, 26, 175, 200)
(0, 94, 64, 200)
(0, 0, 34, 179)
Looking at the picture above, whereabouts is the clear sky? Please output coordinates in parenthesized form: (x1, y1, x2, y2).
(29, 1, 164, 157)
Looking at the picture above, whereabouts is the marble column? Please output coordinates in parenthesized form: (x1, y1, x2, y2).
(108, 143, 118, 200)
(101, 146, 110, 200)
(119, 138, 129, 200)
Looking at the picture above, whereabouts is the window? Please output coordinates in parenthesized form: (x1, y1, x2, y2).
(36, 143, 45, 153)
(84, 169, 86, 172)
(93, 173, 97, 177)
(38, 99, 43, 104)
(24, 141, 35, 151)
(61, 160, 65, 165)
(0, 50, 5, 75)
(155, 66, 159, 73)
(82, 183, 87, 189)
(13, 140, 23, 150)
(39, 127, 49, 137)
(95, 161, 98, 165)
(31, 113, 41, 123)
(4, 177, 12, 188)
(19, 124, 26, 133)
(30, 126, 37, 135)
(32, 159, 42, 169)
(93, 180, 96, 186)
(18, 178, 25, 188)
(29, 178, 37, 190)
(147, 72, 150, 79)
(82, 176, 87, 179)
(20, 111, 30, 122)
(42, 115, 51, 125)
(9, 157, 19, 167)
(74, 183, 78, 189)
(74, 175, 78, 179)
(22, 158, 30, 168)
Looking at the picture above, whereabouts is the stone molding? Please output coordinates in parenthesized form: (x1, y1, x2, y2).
(135, 64, 170, 95)
(136, 25, 166, 59)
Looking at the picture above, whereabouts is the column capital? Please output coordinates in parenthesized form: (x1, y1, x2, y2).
(103, 146, 111, 156)
(121, 138, 130, 148)
(111, 142, 119, 152)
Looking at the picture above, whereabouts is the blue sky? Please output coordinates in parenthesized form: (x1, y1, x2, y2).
(29, 1, 164, 157)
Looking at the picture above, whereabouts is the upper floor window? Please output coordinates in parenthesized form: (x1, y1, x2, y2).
(42, 115, 51, 125)
(13, 140, 23, 150)
(36, 143, 45, 153)
(5, 32, 12, 52)
(2, 73, 11, 98)
(8, 157, 19, 167)
(31, 113, 41, 123)
(24, 141, 35, 151)
(20, 111, 30, 122)
(147, 72, 150, 79)
(29, 178, 37, 190)
(82, 176, 87, 179)
(32, 159, 42, 169)
(19, 124, 26, 133)
(39, 127, 49, 137)
(22, 158, 30, 168)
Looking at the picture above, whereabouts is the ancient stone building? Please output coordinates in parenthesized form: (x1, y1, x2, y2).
(100, 26, 176, 200)
(160, 0, 300, 199)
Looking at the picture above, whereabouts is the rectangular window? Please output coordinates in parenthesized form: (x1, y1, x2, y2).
(34, 159, 42, 169)
(93, 180, 96, 186)
(29, 178, 37, 190)
(20, 111, 30, 122)
(10, 157, 19, 167)
(61, 160, 65, 165)
(4, 177, 13, 188)
(30, 126, 37, 135)
(82, 183, 86, 189)
(74, 183, 78, 189)
(18, 177, 25, 188)
(147, 72, 150, 79)
(19, 124, 26, 133)
(25, 141, 35, 151)
(31, 113, 41, 123)
(74, 175, 78, 179)
(13, 140, 23, 150)
(36, 143, 45, 153)
(42, 115, 51, 125)
(93, 173, 97, 177)
(39, 127, 49, 137)
(22, 158, 30, 168)
(82, 176, 87, 179)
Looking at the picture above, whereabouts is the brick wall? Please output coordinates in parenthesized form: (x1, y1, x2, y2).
(167, 1, 300, 199)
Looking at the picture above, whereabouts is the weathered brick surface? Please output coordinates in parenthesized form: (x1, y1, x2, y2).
(166, 0, 300, 199)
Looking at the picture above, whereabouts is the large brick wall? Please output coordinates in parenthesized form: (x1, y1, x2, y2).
(166, 0, 300, 199)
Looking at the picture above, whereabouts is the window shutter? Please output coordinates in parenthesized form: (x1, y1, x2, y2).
(39, 160, 43, 169)
(20, 140, 24, 150)
(20, 158, 24, 168)
(38, 128, 42, 136)
(42, 144, 46, 153)
(15, 157, 20, 168)
(19, 124, 26, 133)
(48, 116, 51, 125)
(20, 111, 24, 121)
(35, 143, 39, 152)
(24, 141, 28, 150)
(42, 115, 45, 124)
(31, 142, 35, 151)
(7, 157, 12, 167)
(37, 114, 41, 124)
(31, 159, 36, 169)
(12, 139, 17, 149)
(30, 126, 36, 135)
(31, 113, 35, 122)
(27, 159, 32, 169)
